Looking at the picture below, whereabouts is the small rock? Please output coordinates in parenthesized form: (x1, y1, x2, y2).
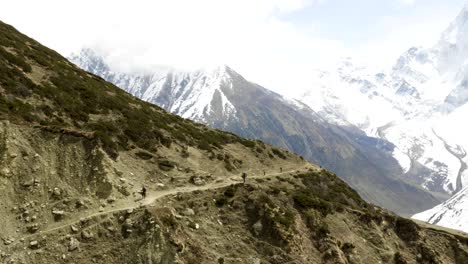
(1, 168, 11, 177)
(252, 221, 263, 236)
(124, 219, 133, 227)
(188, 222, 200, 230)
(21, 180, 34, 188)
(182, 208, 195, 216)
(156, 183, 165, 188)
(29, 241, 39, 249)
(70, 225, 79, 233)
(52, 210, 65, 216)
(27, 224, 40, 233)
(191, 176, 205, 186)
(174, 214, 183, 220)
(52, 188, 61, 197)
(126, 208, 134, 215)
(81, 230, 93, 239)
(68, 237, 79, 251)
(99, 206, 104, 212)
(3, 239, 12, 245)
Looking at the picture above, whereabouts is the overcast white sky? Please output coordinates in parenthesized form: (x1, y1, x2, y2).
(0, 0, 466, 94)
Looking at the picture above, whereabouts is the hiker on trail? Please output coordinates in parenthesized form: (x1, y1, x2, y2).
(263, 170, 266, 176)
(241, 172, 247, 184)
(140, 186, 147, 199)
(280, 167, 283, 173)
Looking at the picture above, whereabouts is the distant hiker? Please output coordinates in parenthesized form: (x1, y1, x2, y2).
(241, 172, 247, 184)
(140, 186, 147, 199)
(280, 167, 283, 173)
(263, 170, 266, 176)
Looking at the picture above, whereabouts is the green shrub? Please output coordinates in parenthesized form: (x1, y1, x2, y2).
(135, 151, 154, 160)
(273, 209, 295, 228)
(293, 191, 333, 216)
(317, 223, 330, 239)
(417, 244, 437, 263)
(215, 197, 228, 207)
(158, 160, 176, 171)
(451, 240, 468, 264)
(341, 242, 355, 254)
(223, 186, 236, 198)
(240, 139, 256, 149)
(271, 148, 287, 159)
(393, 252, 407, 264)
(394, 217, 419, 242)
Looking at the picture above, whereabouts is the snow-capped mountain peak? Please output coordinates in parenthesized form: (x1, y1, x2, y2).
(298, 4, 468, 202)
(70, 50, 237, 124)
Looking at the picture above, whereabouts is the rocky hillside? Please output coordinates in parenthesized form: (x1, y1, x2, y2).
(1, 21, 468, 264)
(69, 49, 440, 216)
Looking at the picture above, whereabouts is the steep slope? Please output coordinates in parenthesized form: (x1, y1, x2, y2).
(69, 49, 441, 215)
(1, 20, 468, 264)
(414, 184, 468, 233)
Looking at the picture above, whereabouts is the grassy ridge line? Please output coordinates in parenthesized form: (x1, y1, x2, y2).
(0, 21, 291, 161)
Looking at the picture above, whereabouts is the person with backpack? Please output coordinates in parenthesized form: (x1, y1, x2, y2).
(140, 186, 147, 199)
(241, 172, 247, 184)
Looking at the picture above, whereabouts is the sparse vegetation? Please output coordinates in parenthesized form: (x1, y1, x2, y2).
(135, 150, 154, 160)
(158, 159, 177, 171)
(215, 196, 228, 207)
(1, 19, 468, 264)
(394, 217, 420, 242)
(271, 147, 287, 159)
(293, 192, 333, 216)
(394, 252, 408, 264)
(0, 20, 264, 160)
(223, 186, 236, 198)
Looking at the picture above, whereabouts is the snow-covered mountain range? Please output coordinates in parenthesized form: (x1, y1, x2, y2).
(413, 185, 468, 233)
(68, 4, 468, 230)
(70, 49, 441, 216)
(296, 4, 468, 231)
